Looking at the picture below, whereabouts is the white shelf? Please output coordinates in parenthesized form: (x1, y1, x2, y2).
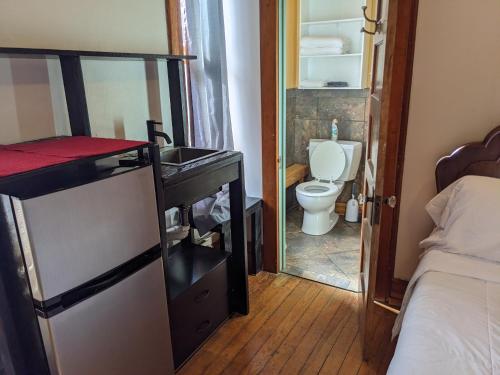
(300, 53, 362, 58)
(298, 0, 366, 89)
(301, 0, 365, 24)
(301, 17, 364, 26)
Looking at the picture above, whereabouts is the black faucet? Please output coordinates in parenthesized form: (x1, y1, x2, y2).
(146, 120, 172, 145)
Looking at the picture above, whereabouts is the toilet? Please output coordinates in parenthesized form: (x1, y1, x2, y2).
(295, 139, 362, 235)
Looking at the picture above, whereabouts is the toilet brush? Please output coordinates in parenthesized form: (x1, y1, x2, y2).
(345, 183, 359, 223)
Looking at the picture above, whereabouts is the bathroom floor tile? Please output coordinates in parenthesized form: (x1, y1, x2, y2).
(285, 207, 361, 292)
(284, 265, 351, 290)
(327, 250, 361, 277)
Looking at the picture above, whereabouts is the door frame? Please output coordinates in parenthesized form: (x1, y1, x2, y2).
(260, 0, 280, 273)
(371, 0, 420, 303)
(259, 0, 420, 297)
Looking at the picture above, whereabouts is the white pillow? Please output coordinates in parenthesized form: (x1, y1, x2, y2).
(424, 179, 460, 226)
(420, 175, 500, 262)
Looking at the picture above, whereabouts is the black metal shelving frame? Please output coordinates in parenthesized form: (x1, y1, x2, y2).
(0, 47, 196, 146)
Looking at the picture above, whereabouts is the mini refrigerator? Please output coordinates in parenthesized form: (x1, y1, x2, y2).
(0, 164, 174, 375)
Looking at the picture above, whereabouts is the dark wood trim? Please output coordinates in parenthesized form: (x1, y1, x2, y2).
(375, 0, 420, 302)
(165, 0, 195, 146)
(165, 0, 184, 56)
(59, 56, 91, 137)
(435, 125, 500, 191)
(259, 0, 279, 273)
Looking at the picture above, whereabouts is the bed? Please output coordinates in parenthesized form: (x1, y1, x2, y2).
(388, 126, 500, 375)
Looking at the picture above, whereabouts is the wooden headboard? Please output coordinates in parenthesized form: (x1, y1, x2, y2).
(435, 126, 500, 192)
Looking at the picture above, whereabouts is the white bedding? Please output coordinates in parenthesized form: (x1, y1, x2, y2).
(388, 250, 500, 374)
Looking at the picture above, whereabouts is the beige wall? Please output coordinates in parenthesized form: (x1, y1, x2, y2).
(0, 57, 70, 144)
(395, 0, 500, 280)
(83, 59, 172, 142)
(0, 0, 172, 145)
(0, 0, 168, 53)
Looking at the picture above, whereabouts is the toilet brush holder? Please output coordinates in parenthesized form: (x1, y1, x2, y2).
(345, 196, 359, 223)
(345, 183, 359, 223)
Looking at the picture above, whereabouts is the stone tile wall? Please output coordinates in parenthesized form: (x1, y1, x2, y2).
(286, 88, 368, 203)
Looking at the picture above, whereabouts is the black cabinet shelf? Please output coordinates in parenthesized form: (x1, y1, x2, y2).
(166, 243, 230, 301)
(0, 47, 196, 61)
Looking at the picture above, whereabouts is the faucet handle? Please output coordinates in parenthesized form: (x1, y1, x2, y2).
(146, 120, 172, 145)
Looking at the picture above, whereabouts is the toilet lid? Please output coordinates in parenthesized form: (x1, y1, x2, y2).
(310, 141, 346, 181)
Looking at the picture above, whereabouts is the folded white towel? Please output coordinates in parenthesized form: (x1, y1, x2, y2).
(300, 46, 344, 56)
(301, 36, 344, 48)
(300, 80, 326, 88)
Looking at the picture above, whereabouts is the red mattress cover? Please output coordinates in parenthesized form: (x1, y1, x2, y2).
(0, 149, 75, 178)
(0, 136, 148, 178)
(4, 136, 147, 158)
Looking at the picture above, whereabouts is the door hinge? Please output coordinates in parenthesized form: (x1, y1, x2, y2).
(373, 195, 382, 225)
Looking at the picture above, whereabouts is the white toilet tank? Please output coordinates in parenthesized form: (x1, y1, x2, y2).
(337, 140, 362, 181)
(309, 139, 362, 182)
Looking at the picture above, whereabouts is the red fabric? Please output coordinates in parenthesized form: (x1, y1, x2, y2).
(0, 149, 76, 177)
(1, 136, 149, 178)
(4, 136, 148, 158)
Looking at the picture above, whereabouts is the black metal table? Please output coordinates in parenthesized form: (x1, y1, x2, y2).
(153, 149, 249, 315)
(151, 148, 249, 368)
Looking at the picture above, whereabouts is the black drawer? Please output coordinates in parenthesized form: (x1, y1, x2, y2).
(169, 260, 229, 368)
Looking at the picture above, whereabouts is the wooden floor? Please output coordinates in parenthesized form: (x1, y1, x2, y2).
(178, 272, 396, 375)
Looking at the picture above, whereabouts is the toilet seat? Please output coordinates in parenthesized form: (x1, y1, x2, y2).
(296, 180, 339, 197)
(310, 141, 346, 181)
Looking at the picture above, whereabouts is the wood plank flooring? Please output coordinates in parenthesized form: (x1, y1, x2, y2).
(178, 272, 396, 375)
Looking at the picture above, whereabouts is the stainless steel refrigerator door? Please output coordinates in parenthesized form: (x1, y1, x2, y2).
(38, 258, 174, 375)
(12, 166, 160, 301)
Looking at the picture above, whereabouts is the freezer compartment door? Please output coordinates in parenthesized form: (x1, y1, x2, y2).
(12, 166, 160, 301)
(38, 258, 173, 375)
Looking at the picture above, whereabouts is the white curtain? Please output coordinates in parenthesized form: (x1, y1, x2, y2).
(181, 0, 235, 234)
(181, 0, 233, 150)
